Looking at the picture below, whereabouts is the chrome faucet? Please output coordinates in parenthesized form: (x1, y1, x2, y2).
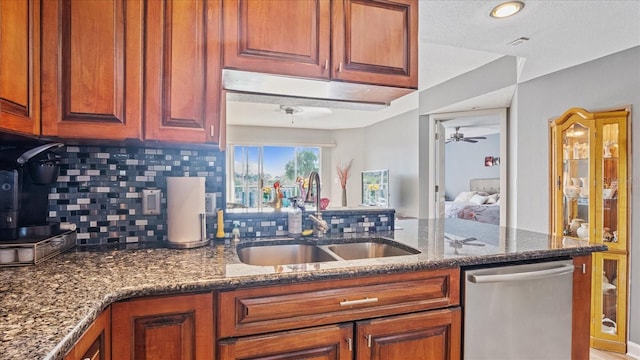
(304, 171, 328, 236)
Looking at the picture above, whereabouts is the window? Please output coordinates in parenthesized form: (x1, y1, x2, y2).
(227, 145, 320, 211)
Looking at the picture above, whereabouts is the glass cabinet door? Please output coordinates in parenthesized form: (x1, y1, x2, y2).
(592, 252, 628, 349)
(599, 121, 627, 251)
(560, 122, 592, 239)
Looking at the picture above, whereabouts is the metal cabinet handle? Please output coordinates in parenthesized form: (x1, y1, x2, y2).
(347, 338, 353, 351)
(338, 62, 343, 72)
(366, 334, 372, 347)
(339, 297, 378, 306)
(324, 59, 329, 69)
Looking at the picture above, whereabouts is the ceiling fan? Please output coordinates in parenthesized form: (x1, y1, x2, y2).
(445, 127, 487, 144)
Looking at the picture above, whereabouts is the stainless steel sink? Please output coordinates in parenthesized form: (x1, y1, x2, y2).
(326, 241, 420, 260)
(236, 238, 420, 266)
(236, 244, 338, 266)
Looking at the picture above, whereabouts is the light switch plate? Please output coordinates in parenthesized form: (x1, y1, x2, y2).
(142, 189, 162, 215)
(205, 193, 216, 216)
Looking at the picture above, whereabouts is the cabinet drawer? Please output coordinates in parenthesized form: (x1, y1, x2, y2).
(218, 268, 459, 338)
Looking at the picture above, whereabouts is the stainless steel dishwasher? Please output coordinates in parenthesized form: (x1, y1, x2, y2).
(463, 259, 575, 360)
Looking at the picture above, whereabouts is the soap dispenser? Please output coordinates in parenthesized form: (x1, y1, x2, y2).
(288, 199, 302, 236)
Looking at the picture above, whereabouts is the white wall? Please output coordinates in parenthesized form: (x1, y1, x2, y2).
(445, 133, 500, 199)
(513, 45, 640, 346)
(363, 109, 420, 217)
(329, 129, 366, 208)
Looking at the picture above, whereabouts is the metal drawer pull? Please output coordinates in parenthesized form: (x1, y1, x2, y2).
(339, 297, 378, 306)
(347, 338, 353, 351)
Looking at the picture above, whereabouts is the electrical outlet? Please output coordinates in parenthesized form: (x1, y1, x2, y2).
(205, 193, 216, 216)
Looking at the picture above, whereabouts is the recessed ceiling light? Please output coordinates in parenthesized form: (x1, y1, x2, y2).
(490, 1, 525, 18)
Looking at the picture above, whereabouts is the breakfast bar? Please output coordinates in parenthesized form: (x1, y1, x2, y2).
(0, 219, 605, 359)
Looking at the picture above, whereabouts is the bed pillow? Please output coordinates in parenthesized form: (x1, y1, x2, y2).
(469, 194, 489, 205)
(453, 191, 477, 203)
(485, 193, 500, 204)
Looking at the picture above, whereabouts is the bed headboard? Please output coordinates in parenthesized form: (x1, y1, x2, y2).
(470, 178, 500, 194)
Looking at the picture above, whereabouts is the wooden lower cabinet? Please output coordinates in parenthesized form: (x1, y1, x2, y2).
(219, 323, 352, 360)
(111, 293, 214, 360)
(64, 307, 111, 360)
(357, 308, 461, 360)
(218, 308, 461, 360)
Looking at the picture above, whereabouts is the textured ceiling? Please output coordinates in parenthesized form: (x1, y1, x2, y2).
(227, 0, 640, 130)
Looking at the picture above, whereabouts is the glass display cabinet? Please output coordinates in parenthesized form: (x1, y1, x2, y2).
(549, 107, 629, 353)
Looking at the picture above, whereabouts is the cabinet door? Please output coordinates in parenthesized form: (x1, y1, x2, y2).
(41, 0, 143, 140)
(0, 0, 40, 135)
(112, 293, 214, 360)
(356, 308, 461, 360)
(596, 118, 628, 252)
(64, 307, 111, 360)
(332, 0, 418, 89)
(223, 0, 331, 79)
(145, 0, 222, 143)
(218, 323, 352, 360)
(591, 252, 628, 353)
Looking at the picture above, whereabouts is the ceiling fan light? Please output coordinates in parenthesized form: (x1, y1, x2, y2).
(490, 1, 524, 18)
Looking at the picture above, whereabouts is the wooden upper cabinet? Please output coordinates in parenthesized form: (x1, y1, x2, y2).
(0, 0, 40, 135)
(111, 293, 214, 360)
(332, 0, 418, 89)
(145, 0, 222, 143)
(41, 0, 144, 140)
(222, 0, 417, 89)
(223, 0, 331, 79)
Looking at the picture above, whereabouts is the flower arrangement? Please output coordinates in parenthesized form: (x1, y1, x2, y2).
(336, 159, 354, 206)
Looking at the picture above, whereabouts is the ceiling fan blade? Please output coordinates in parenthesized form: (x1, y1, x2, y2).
(467, 136, 487, 140)
(463, 139, 478, 143)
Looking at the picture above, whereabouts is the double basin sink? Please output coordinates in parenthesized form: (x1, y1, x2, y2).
(237, 237, 421, 266)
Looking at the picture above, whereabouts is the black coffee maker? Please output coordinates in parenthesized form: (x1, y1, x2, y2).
(0, 143, 64, 240)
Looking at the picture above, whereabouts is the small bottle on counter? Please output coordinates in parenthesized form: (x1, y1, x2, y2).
(288, 199, 302, 236)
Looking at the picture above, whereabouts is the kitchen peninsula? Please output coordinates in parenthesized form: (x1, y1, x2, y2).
(0, 219, 605, 360)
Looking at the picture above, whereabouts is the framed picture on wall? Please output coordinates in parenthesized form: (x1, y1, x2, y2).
(484, 156, 494, 167)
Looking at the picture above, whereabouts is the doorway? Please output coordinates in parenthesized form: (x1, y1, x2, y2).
(428, 108, 508, 227)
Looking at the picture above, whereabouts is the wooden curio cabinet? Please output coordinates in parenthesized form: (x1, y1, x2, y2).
(549, 107, 630, 353)
(0, 0, 40, 135)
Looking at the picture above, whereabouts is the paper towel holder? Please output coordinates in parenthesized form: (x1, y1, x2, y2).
(167, 213, 210, 249)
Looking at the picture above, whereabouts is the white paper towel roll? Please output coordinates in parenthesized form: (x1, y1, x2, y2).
(167, 177, 206, 244)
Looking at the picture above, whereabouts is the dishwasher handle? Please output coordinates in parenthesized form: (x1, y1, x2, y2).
(468, 264, 575, 284)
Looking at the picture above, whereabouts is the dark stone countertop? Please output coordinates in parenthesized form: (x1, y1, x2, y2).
(0, 219, 606, 360)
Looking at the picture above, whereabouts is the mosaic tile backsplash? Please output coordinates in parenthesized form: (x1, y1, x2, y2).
(48, 145, 225, 245)
(40, 145, 393, 246)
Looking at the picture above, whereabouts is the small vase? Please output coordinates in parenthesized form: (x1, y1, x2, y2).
(341, 187, 347, 207)
(569, 218, 584, 235)
(577, 223, 589, 239)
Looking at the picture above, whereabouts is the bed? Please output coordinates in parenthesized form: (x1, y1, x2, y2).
(444, 178, 501, 225)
